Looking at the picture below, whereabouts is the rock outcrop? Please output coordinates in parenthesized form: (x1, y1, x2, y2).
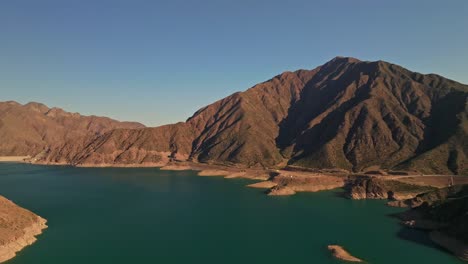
(0, 196, 47, 263)
(345, 176, 436, 200)
(388, 185, 467, 208)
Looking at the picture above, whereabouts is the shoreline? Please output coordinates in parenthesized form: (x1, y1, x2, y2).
(2, 160, 467, 261)
(32, 160, 468, 196)
(0, 196, 47, 263)
(0, 156, 31, 162)
(327, 245, 363, 262)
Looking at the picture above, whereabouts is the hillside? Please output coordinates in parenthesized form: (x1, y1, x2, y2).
(35, 57, 468, 174)
(0, 101, 145, 157)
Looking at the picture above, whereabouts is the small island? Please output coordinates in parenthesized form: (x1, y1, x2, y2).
(0, 195, 47, 263)
(328, 245, 363, 262)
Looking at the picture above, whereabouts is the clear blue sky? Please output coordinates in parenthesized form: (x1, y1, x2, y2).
(1, 0, 467, 126)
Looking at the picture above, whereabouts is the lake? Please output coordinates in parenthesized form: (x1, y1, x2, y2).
(0, 163, 462, 263)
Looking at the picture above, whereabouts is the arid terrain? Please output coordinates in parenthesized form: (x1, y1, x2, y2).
(1, 56, 467, 261)
(0, 101, 144, 158)
(328, 245, 363, 262)
(12, 57, 465, 176)
(0, 196, 47, 263)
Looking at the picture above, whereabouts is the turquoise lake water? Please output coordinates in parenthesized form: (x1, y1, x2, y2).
(0, 163, 463, 263)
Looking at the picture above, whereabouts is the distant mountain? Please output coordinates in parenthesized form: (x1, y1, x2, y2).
(0, 101, 145, 156)
(35, 57, 468, 174)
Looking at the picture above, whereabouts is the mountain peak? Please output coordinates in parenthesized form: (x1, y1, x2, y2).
(329, 56, 361, 64)
(8, 58, 467, 175)
(24, 102, 50, 113)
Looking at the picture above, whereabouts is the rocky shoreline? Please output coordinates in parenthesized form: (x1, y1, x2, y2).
(161, 163, 468, 261)
(392, 185, 468, 261)
(0, 196, 47, 263)
(6, 159, 468, 261)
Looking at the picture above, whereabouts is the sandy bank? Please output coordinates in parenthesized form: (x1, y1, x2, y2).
(0, 156, 30, 162)
(197, 169, 232, 176)
(247, 181, 277, 189)
(197, 169, 268, 180)
(160, 163, 347, 195)
(76, 162, 167, 168)
(263, 171, 346, 196)
(393, 175, 468, 188)
(160, 165, 195, 171)
(268, 186, 296, 196)
(0, 196, 47, 263)
(327, 245, 363, 262)
(159, 162, 270, 180)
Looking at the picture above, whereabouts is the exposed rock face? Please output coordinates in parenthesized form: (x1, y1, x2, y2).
(345, 176, 436, 200)
(36, 57, 468, 174)
(0, 101, 145, 157)
(388, 185, 467, 208)
(0, 195, 47, 263)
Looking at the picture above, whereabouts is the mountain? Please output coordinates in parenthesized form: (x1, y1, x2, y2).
(0, 101, 145, 157)
(37, 57, 468, 174)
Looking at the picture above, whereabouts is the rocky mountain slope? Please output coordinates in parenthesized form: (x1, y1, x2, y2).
(36, 57, 468, 174)
(0, 101, 145, 157)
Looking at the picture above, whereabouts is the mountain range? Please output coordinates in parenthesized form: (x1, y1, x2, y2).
(2, 57, 467, 174)
(0, 101, 144, 156)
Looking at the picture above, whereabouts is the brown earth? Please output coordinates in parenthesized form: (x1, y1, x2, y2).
(34, 57, 467, 175)
(160, 162, 270, 180)
(394, 176, 468, 188)
(0, 156, 30, 162)
(161, 163, 346, 195)
(265, 170, 346, 196)
(0, 196, 47, 263)
(247, 181, 278, 189)
(327, 245, 363, 262)
(0, 101, 144, 158)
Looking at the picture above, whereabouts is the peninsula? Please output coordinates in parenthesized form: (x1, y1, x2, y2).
(0, 196, 47, 263)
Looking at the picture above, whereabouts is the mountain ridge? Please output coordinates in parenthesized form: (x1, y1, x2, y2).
(4, 57, 467, 174)
(0, 101, 145, 157)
